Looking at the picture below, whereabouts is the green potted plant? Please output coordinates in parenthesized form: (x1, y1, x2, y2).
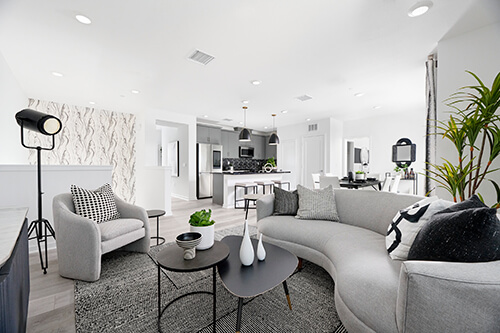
(426, 71, 500, 208)
(394, 163, 408, 177)
(355, 170, 366, 181)
(189, 209, 215, 250)
(266, 157, 277, 170)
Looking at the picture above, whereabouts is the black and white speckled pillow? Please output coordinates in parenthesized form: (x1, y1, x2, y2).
(273, 187, 299, 216)
(296, 185, 339, 221)
(408, 195, 500, 262)
(71, 183, 120, 223)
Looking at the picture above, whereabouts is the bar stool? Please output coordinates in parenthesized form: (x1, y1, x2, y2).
(272, 180, 291, 191)
(255, 180, 275, 194)
(243, 193, 263, 219)
(234, 182, 258, 209)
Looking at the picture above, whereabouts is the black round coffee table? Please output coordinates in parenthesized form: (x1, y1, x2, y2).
(217, 235, 298, 332)
(156, 240, 230, 332)
(147, 209, 166, 246)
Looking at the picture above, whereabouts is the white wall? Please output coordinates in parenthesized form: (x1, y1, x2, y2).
(277, 117, 343, 189)
(0, 50, 28, 163)
(159, 122, 190, 200)
(135, 109, 197, 203)
(343, 112, 426, 195)
(437, 21, 500, 204)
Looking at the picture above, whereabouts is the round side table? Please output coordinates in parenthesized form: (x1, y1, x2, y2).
(147, 209, 166, 246)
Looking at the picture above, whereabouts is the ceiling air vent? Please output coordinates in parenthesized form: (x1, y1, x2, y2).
(296, 94, 313, 102)
(308, 124, 318, 132)
(188, 50, 215, 65)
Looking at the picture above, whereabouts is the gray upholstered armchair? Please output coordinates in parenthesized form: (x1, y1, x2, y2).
(53, 193, 150, 282)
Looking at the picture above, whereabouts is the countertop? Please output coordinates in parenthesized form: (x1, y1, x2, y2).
(219, 170, 291, 175)
(0, 207, 28, 267)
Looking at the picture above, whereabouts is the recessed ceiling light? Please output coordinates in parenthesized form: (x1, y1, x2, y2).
(89, 101, 96, 105)
(75, 14, 92, 25)
(306, 118, 311, 122)
(131, 90, 140, 94)
(239, 121, 244, 125)
(251, 80, 261, 85)
(203, 115, 209, 118)
(408, 1, 433, 17)
(264, 126, 268, 129)
(354, 92, 365, 97)
(373, 105, 382, 110)
(51, 71, 63, 77)
(242, 100, 249, 104)
(281, 110, 288, 114)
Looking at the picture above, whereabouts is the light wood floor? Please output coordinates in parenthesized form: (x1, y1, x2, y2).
(27, 198, 256, 333)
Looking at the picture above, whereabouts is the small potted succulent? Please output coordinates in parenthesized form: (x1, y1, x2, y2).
(189, 209, 215, 250)
(355, 171, 366, 181)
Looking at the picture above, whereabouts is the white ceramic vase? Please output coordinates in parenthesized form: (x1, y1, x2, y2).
(239, 220, 254, 266)
(257, 233, 266, 261)
(190, 224, 214, 250)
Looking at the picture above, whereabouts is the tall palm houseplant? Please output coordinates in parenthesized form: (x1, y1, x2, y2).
(426, 71, 500, 208)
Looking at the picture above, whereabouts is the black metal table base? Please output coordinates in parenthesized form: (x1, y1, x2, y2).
(151, 236, 166, 247)
(158, 265, 217, 333)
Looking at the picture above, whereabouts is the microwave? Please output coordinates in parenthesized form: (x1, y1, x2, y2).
(239, 146, 254, 158)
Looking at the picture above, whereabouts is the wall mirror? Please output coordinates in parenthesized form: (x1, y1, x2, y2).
(392, 138, 416, 167)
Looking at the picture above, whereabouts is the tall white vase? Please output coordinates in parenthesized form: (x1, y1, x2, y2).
(257, 233, 266, 261)
(239, 220, 254, 266)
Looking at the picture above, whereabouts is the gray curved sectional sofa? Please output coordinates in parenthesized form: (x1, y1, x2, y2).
(256, 189, 500, 333)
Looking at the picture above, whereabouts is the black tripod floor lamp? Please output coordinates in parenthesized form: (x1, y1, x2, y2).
(15, 109, 62, 274)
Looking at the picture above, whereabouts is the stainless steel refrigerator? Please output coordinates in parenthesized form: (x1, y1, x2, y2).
(197, 143, 222, 199)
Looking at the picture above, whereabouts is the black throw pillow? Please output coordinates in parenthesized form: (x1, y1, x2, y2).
(408, 202, 500, 262)
(273, 187, 299, 216)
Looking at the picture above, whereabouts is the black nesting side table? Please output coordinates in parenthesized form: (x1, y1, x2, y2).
(147, 209, 166, 246)
(156, 241, 230, 332)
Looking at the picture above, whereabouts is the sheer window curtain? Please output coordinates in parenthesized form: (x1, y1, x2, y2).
(425, 54, 437, 195)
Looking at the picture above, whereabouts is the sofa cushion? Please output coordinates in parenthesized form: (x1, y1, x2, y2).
(99, 218, 144, 242)
(330, 232, 403, 333)
(333, 189, 421, 236)
(273, 187, 299, 215)
(71, 183, 120, 223)
(296, 185, 339, 221)
(386, 197, 452, 260)
(408, 197, 500, 262)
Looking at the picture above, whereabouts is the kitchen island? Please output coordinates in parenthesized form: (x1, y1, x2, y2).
(213, 171, 290, 208)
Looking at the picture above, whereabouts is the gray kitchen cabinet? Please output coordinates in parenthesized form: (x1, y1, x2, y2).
(227, 131, 239, 157)
(253, 135, 265, 159)
(197, 125, 221, 144)
(265, 136, 277, 159)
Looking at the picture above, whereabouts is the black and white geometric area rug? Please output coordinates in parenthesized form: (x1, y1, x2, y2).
(74, 225, 347, 332)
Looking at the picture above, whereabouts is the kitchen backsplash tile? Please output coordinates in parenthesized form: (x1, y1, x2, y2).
(223, 158, 276, 172)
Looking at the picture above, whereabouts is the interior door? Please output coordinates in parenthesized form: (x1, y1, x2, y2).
(303, 135, 325, 188)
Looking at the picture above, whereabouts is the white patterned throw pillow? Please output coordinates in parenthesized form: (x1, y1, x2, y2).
(296, 184, 340, 221)
(386, 196, 452, 260)
(71, 183, 120, 223)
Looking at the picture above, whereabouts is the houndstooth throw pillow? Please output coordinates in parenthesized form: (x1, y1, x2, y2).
(296, 185, 339, 221)
(71, 183, 120, 223)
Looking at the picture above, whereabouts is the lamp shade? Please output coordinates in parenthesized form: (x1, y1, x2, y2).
(239, 128, 251, 141)
(15, 109, 62, 135)
(269, 132, 280, 145)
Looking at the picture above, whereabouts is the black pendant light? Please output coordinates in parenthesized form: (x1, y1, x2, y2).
(239, 106, 251, 141)
(268, 114, 280, 145)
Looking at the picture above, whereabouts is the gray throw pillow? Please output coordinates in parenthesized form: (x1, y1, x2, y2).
(296, 185, 339, 221)
(273, 187, 299, 216)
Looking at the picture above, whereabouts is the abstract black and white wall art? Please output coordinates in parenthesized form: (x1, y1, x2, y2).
(26, 99, 137, 202)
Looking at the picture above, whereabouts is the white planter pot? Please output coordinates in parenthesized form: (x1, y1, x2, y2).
(190, 224, 214, 250)
(355, 173, 365, 181)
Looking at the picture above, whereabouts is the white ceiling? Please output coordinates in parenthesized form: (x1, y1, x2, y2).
(0, 0, 498, 131)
